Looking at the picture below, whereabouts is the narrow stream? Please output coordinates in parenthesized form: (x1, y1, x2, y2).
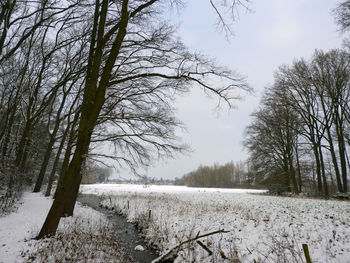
(78, 194, 160, 263)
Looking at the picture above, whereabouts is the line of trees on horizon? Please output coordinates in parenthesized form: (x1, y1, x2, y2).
(176, 161, 261, 189)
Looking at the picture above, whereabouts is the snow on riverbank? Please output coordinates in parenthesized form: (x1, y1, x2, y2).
(0, 192, 132, 263)
(81, 184, 350, 263)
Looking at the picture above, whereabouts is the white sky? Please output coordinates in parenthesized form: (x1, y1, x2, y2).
(116, 0, 345, 180)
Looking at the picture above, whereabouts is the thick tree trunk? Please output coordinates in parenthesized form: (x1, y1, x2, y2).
(36, 148, 85, 238)
(1, 122, 13, 162)
(37, 0, 130, 238)
(38, 80, 104, 237)
(61, 174, 81, 216)
(37, 96, 98, 237)
(53, 145, 72, 199)
(35, 190, 65, 238)
(282, 159, 291, 191)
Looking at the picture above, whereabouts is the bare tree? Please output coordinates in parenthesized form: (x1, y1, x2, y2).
(0, 0, 82, 63)
(277, 61, 329, 194)
(247, 48, 350, 196)
(334, 0, 350, 33)
(32, 32, 87, 192)
(37, 0, 249, 238)
(0, 2, 89, 210)
(244, 84, 300, 194)
(309, 50, 350, 193)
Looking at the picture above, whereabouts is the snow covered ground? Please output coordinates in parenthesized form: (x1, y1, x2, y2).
(0, 192, 132, 263)
(81, 184, 350, 263)
(0, 192, 52, 263)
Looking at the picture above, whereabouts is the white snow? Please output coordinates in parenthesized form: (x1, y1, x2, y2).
(0, 192, 114, 263)
(134, 245, 145, 251)
(0, 192, 52, 263)
(81, 183, 350, 263)
(80, 183, 267, 195)
(3, 185, 349, 262)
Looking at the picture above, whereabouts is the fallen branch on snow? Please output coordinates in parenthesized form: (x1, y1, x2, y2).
(151, 229, 229, 263)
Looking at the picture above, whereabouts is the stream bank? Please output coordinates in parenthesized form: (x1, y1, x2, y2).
(77, 194, 160, 263)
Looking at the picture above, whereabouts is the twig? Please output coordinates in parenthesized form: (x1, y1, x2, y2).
(151, 229, 229, 263)
(197, 240, 213, 255)
(302, 244, 312, 263)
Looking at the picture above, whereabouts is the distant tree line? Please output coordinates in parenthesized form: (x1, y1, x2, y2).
(176, 161, 259, 189)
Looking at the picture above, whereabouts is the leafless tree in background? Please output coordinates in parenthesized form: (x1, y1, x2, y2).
(244, 49, 350, 197)
(334, 0, 350, 33)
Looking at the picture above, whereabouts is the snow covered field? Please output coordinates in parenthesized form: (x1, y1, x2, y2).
(81, 184, 350, 263)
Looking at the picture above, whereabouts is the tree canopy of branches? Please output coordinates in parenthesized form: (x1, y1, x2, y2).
(0, 0, 87, 211)
(244, 48, 350, 197)
(334, 0, 350, 33)
(244, 84, 301, 194)
(0, 0, 253, 236)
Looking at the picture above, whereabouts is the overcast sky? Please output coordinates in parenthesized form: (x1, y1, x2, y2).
(116, 0, 345, 180)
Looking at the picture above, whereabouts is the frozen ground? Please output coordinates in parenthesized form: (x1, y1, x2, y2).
(81, 184, 350, 263)
(0, 192, 133, 263)
(0, 192, 52, 262)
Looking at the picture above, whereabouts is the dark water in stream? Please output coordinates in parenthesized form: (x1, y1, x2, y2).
(77, 194, 160, 263)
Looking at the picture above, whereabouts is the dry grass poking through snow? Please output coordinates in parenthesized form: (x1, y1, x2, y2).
(80, 184, 350, 263)
(21, 207, 135, 263)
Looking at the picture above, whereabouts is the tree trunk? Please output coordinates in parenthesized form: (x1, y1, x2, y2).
(33, 135, 55, 192)
(313, 145, 323, 193)
(318, 144, 329, 198)
(288, 158, 299, 194)
(15, 119, 33, 170)
(335, 119, 348, 192)
(37, 0, 130, 238)
(45, 127, 69, 196)
(53, 111, 80, 199)
(37, 105, 96, 237)
(34, 88, 69, 192)
(325, 122, 343, 192)
(282, 159, 291, 191)
(296, 146, 302, 193)
(1, 93, 19, 164)
(61, 173, 82, 216)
